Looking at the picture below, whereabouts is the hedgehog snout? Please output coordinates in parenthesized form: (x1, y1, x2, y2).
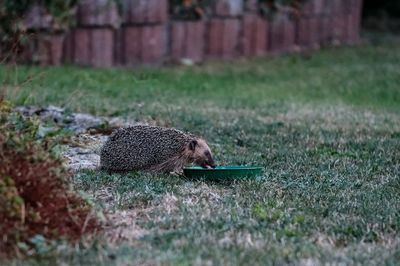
(206, 161, 216, 169)
(206, 156, 216, 169)
(196, 151, 216, 169)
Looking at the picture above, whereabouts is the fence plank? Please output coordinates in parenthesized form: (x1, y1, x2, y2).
(77, 0, 119, 27)
(122, 25, 166, 65)
(212, 0, 244, 17)
(122, 0, 168, 25)
(242, 14, 268, 57)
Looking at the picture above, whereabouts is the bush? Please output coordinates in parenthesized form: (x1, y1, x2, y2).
(0, 100, 99, 257)
(169, 0, 206, 20)
(0, 0, 77, 62)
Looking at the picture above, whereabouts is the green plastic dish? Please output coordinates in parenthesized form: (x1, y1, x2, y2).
(183, 165, 263, 181)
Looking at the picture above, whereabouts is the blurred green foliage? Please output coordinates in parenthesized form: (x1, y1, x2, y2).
(168, 0, 307, 20)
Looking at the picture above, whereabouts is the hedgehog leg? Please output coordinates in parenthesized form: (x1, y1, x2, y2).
(171, 169, 184, 176)
(147, 164, 173, 174)
(170, 171, 180, 176)
(148, 160, 176, 173)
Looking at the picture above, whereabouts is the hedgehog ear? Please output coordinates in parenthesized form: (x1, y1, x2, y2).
(189, 140, 197, 151)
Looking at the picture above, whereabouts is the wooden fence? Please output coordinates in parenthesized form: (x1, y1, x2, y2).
(20, 0, 363, 67)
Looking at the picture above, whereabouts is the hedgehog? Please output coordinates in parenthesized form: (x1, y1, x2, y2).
(100, 125, 216, 173)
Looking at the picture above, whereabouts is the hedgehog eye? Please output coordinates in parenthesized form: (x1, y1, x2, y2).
(204, 151, 210, 157)
(189, 140, 197, 151)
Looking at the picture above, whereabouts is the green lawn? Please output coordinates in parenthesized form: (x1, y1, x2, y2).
(1, 42, 400, 265)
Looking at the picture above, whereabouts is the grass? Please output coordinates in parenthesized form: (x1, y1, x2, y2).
(1, 43, 400, 115)
(1, 42, 400, 265)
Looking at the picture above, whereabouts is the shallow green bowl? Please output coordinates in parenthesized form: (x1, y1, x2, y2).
(183, 165, 263, 181)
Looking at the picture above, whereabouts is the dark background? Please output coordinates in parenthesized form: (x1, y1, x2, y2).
(363, 0, 400, 18)
(362, 0, 400, 33)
